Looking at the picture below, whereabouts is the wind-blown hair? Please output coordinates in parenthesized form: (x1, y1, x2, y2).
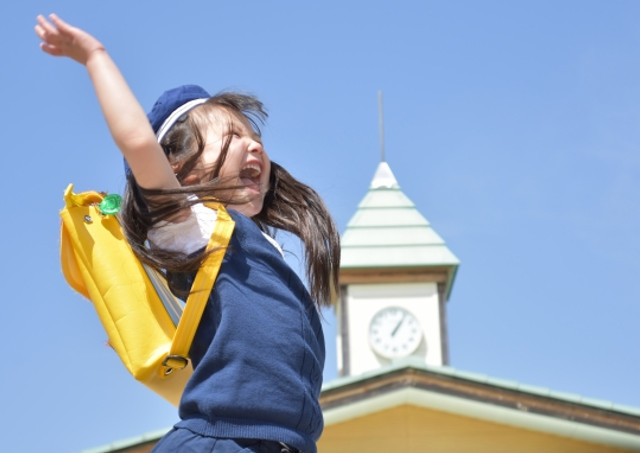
(120, 92, 340, 307)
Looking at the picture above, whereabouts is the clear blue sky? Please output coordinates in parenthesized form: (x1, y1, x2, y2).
(4, 1, 640, 451)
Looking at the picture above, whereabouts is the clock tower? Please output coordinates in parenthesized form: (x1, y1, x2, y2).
(337, 161, 459, 377)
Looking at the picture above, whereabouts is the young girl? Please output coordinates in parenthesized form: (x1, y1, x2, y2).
(35, 14, 340, 453)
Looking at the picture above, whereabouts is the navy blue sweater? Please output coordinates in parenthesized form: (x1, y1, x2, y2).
(174, 212, 325, 453)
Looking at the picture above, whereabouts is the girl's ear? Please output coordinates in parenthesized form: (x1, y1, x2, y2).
(170, 161, 195, 185)
(181, 174, 199, 185)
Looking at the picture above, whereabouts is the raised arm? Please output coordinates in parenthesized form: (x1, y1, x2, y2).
(35, 14, 179, 191)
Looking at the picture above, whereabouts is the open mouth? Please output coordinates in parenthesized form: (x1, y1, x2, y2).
(239, 164, 262, 187)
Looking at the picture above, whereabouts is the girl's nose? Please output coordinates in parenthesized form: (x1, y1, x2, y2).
(248, 138, 264, 154)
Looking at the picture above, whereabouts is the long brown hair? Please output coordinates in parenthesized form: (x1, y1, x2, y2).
(120, 92, 340, 307)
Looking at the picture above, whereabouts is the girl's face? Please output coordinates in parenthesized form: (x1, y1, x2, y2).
(189, 107, 271, 217)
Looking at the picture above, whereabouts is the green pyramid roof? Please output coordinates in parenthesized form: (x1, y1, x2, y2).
(341, 162, 459, 296)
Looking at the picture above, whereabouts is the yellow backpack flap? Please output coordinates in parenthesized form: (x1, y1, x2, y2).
(59, 184, 234, 406)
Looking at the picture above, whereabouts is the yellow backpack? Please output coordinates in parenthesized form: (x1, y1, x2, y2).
(59, 184, 234, 406)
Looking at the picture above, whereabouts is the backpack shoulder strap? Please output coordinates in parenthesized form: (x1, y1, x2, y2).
(163, 203, 235, 372)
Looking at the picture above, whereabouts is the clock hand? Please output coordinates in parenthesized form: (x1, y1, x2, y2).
(391, 313, 406, 337)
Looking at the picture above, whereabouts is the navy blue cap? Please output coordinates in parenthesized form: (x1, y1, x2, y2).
(125, 85, 210, 178)
(147, 84, 211, 137)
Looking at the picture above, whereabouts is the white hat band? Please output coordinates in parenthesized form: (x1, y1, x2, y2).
(156, 98, 208, 142)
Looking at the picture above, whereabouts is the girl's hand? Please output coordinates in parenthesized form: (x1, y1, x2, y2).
(34, 13, 180, 192)
(35, 14, 104, 65)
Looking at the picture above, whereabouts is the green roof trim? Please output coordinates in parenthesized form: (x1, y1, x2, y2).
(321, 357, 640, 418)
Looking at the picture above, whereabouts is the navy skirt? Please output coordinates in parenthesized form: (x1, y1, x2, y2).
(151, 427, 300, 453)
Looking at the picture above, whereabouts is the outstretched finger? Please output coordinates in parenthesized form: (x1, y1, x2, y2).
(35, 17, 62, 55)
(35, 16, 61, 51)
(35, 14, 58, 39)
(48, 13, 73, 33)
(39, 42, 65, 57)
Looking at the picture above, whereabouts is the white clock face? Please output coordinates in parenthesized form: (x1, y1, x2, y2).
(369, 306, 423, 359)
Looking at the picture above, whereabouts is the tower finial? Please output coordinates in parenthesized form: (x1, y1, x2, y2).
(378, 90, 385, 162)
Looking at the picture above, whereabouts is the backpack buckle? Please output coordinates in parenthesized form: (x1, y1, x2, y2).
(162, 355, 189, 375)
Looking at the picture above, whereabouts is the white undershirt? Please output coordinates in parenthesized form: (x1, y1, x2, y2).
(147, 202, 283, 257)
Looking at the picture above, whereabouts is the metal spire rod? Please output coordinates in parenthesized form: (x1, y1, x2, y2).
(378, 91, 385, 162)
